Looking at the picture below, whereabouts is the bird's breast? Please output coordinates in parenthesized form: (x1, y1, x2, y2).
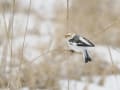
(68, 44, 83, 52)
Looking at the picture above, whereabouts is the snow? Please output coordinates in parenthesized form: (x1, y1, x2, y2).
(18, 0, 68, 18)
(20, 87, 29, 90)
(104, 75, 120, 90)
(0, 87, 29, 90)
(0, 0, 120, 90)
(40, 20, 56, 35)
(13, 35, 50, 49)
(12, 35, 50, 63)
(1, 75, 120, 90)
(59, 75, 120, 90)
(59, 80, 109, 90)
(93, 45, 120, 64)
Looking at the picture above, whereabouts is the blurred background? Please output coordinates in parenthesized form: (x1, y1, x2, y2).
(0, 0, 120, 90)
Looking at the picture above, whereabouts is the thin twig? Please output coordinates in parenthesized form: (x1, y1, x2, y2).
(1, 4, 10, 68)
(28, 46, 68, 64)
(7, 0, 16, 88)
(2, 12, 9, 43)
(93, 17, 120, 41)
(7, 0, 16, 62)
(22, 0, 31, 60)
(67, 0, 70, 90)
(107, 46, 120, 90)
(66, 0, 69, 32)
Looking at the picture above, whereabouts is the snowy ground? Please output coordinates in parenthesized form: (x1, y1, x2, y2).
(0, 0, 120, 90)
(59, 75, 120, 90)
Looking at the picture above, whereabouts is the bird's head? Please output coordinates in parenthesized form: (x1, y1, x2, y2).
(64, 33, 75, 39)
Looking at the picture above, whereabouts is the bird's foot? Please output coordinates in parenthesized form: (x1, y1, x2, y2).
(85, 58, 92, 63)
(69, 50, 75, 53)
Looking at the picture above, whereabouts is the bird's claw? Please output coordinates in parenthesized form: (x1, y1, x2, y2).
(69, 50, 75, 53)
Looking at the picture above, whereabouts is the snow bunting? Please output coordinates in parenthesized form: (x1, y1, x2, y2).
(65, 33, 95, 63)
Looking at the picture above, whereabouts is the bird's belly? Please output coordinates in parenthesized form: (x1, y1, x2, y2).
(68, 44, 84, 52)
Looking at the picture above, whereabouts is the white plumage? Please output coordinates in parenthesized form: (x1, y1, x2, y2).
(65, 33, 95, 63)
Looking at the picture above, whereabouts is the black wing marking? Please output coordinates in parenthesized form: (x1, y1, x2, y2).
(68, 35, 95, 47)
(82, 37, 95, 47)
(77, 43, 90, 46)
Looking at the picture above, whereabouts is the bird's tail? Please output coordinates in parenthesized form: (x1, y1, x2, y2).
(84, 50, 92, 63)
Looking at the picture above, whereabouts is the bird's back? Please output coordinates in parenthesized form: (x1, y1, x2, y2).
(68, 35, 95, 47)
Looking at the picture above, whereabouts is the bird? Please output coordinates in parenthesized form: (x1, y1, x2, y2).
(65, 33, 95, 63)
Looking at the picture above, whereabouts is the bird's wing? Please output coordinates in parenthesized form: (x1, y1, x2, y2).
(68, 35, 95, 47)
(80, 37, 95, 47)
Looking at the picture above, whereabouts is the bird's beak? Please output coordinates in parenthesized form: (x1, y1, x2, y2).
(64, 33, 72, 38)
(64, 34, 70, 38)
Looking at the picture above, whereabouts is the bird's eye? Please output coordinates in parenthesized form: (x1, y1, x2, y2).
(69, 39, 74, 42)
